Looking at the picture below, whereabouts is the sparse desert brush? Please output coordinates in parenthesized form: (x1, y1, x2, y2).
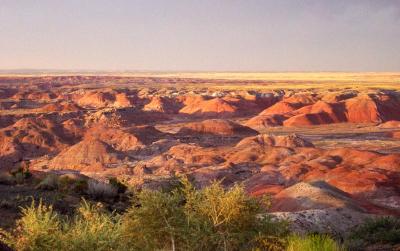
(0, 227, 13, 249)
(36, 174, 59, 190)
(36, 174, 88, 194)
(4, 177, 291, 251)
(345, 216, 400, 250)
(122, 187, 186, 250)
(122, 176, 289, 251)
(87, 179, 118, 199)
(10, 199, 124, 251)
(286, 234, 344, 251)
(10, 166, 32, 185)
(108, 177, 128, 194)
(57, 175, 75, 191)
(14, 172, 26, 184)
(0, 173, 15, 185)
(73, 179, 88, 194)
(13, 200, 63, 251)
(62, 199, 123, 251)
(0, 199, 13, 209)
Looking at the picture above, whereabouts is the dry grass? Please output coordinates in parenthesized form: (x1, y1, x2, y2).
(111, 72, 400, 90)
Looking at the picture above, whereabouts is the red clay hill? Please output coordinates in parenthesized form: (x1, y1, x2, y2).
(1, 75, 400, 226)
(247, 92, 400, 129)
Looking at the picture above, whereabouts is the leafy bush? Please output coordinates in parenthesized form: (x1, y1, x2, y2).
(122, 177, 289, 251)
(10, 166, 32, 184)
(346, 216, 400, 250)
(36, 174, 88, 194)
(122, 188, 186, 250)
(62, 200, 123, 251)
(286, 234, 344, 251)
(57, 175, 75, 192)
(4, 177, 291, 251)
(87, 180, 118, 200)
(10, 199, 123, 251)
(13, 200, 62, 251)
(108, 177, 127, 194)
(73, 179, 88, 194)
(0, 227, 13, 249)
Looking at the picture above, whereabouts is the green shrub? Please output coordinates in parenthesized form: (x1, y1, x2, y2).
(73, 179, 88, 194)
(0, 227, 13, 249)
(36, 174, 59, 190)
(62, 200, 123, 251)
(36, 174, 88, 194)
(286, 234, 344, 251)
(57, 175, 75, 192)
(122, 189, 186, 250)
(10, 166, 32, 179)
(10, 199, 123, 251)
(14, 172, 26, 184)
(4, 177, 291, 251)
(182, 179, 288, 251)
(122, 177, 289, 251)
(0, 173, 16, 185)
(346, 216, 400, 250)
(13, 200, 62, 251)
(108, 177, 127, 194)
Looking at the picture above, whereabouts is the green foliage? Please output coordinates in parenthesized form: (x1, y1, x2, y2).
(286, 234, 345, 251)
(10, 165, 32, 183)
(108, 177, 127, 194)
(36, 174, 58, 190)
(73, 179, 88, 194)
(122, 189, 187, 250)
(346, 216, 400, 250)
(62, 200, 123, 251)
(57, 175, 75, 192)
(122, 176, 289, 251)
(0, 227, 13, 248)
(5, 177, 290, 251)
(13, 200, 62, 251)
(36, 174, 88, 194)
(10, 199, 123, 251)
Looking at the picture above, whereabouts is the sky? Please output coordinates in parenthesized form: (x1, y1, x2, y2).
(0, 0, 399, 72)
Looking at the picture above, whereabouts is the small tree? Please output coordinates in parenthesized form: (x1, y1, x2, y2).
(122, 176, 288, 251)
(63, 200, 123, 251)
(122, 189, 187, 250)
(346, 216, 400, 250)
(181, 177, 287, 251)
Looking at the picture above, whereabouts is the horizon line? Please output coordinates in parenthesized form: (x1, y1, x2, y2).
(1, 69, 399, 74)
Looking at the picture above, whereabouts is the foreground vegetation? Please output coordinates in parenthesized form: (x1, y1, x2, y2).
(345, 216, 400, 251)
(0, 176, 398, 251)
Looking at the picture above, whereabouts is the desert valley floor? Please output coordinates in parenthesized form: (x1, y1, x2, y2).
(0, 72, 399, 236)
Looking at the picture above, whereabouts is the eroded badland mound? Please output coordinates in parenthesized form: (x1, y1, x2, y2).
(178, 119, 258, 136)
(1, 74, 400, 237)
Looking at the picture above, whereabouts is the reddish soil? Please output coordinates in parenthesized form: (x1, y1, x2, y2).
(1, 75, 400, 221)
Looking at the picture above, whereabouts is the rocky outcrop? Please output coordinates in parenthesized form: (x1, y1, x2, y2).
(178, 119, 258, 136)
(236, 134, 314, 148)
